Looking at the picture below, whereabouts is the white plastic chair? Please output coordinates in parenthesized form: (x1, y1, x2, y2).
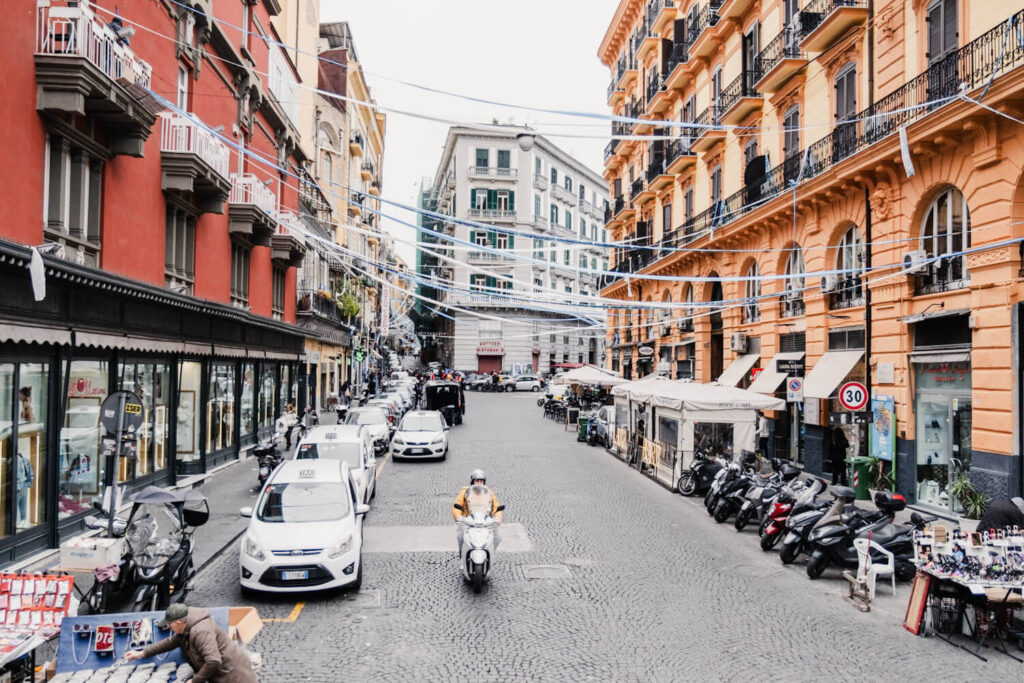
(853, 537, 895, 599)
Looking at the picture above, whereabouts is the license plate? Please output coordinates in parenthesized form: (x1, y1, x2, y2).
(411, 448, 428, 454)
(281, 570, 308, 581)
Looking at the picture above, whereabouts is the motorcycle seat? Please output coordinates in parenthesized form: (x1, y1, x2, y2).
(862, 523, 911, 546)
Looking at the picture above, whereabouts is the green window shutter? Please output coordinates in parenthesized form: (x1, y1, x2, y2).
(508, 191, 515, 211)
(469, 230, 477, 243)
(508, 234, 515, 248)
(487, 230, 497, 245)
(470, 189, 477, 207)
(486, 190, 497, 210)
(486, 276, 497, 288)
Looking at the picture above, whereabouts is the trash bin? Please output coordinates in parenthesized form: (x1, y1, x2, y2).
(852, 457, 872, 500)
(577, 416, 589, 442)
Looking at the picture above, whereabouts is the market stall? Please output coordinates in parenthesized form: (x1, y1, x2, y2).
(611, 377, 785, 487)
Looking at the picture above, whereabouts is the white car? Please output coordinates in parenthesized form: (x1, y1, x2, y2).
(510, 375, 544, 392)
(391, 410, 449, 460)
(239, 459, 368, 593)
(344, 407, 390, 454)
(295, 425, 377, 503)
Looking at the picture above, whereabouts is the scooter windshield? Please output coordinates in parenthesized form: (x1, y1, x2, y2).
(125, 503, 184, 569)
(464, 485, 494, 518)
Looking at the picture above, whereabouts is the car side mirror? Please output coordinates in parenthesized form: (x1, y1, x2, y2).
(356, 503, 370, 516)
(494, 505, 506, 513)
(239, 507, 253, 518)
(444, 426, 450, 431)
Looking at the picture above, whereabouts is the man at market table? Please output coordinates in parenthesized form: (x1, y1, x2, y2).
(123, 603, 257, 683)
(976, 497, 1024, 535)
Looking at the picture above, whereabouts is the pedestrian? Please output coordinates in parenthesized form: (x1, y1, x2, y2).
(829, 427, 850, 486)
(279, 403, 298, 449)
(756, 414, 770, 459)
(123, 603, 257, 682)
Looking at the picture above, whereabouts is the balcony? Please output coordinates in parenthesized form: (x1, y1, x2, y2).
(754, 29, 804, 93)
(647, 158, 673, 192)
(228, 174, 276, 246)
(533, 173, 549, 191)
(829, 275, 864, 310)
(580, 198, 595, 216)
(647, 73, 671, 115)
(468, 208, 516, 222)
(347, 194, 364, 218)
(159, 113, 231, 214)
(913, 257, 969, 296)
(297, 290, 348, 325)
(617, 59, 639, 91)
(271, 215, 306, 267)
(636, 21, 659, 62)
(469, 166, 518, 180)
(651, 0, 677, 34)
(687, 1, 722, 60)
(35, 1, 156, 157)
(349, 132, 364, 157)
(718, 0, 757, 20)
(691, 106, 725, 152)
(719, 71, 762, 125)
(468, 250, 513, 264)
(368, 180, 381, 196)
(629, 178, 645, 202)
(665, 136, 697, 174)
(799, 0, 869, 53)
(533, 215, 550, 231)
(551, 183, 578, 206)
(664, 42, 690, 90)
(608, 79, 625, 106)
(779, 294, 806, 319)
(361, 161, 375, 181)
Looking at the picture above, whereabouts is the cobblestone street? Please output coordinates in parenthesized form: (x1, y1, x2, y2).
(190, 393, 1022, 681)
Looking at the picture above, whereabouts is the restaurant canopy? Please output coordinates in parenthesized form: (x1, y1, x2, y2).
(559, 365, 628, 387)
(611, 376, 785, 412)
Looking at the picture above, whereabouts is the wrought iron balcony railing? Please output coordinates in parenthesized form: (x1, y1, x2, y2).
(754, 28, 801, 77)
(687, 1, 722, 45)
(720, 70, 761, 112)
(799, 0, 869, 38)
(666, 42, 689, 74)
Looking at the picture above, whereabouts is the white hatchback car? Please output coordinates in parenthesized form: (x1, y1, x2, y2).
(391, 410, 449, 460)
(295, 425, 376, 503)
(239, 459, 368, 593)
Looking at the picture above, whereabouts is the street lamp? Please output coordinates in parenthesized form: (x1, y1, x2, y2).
(516, 131, 536, 152)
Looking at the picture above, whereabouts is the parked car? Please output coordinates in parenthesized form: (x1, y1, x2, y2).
(391, 410, 449, 460)
(366, 399, 401, 429)
(466, 375, 490, 391)
(294, 424, 377, 503)
(509, 374, 544, 392)
(344, 407, 390, 454)
(239, 459, 368, 593)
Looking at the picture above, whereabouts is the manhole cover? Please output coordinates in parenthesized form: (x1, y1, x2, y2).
(523, 564, 571, 580)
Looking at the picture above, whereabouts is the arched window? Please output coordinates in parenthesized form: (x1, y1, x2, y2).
(679, 285, 695, 333)
(744, 263, 761, 322)
(918, 187, 970, 292)
(782, 246, 805, 317)
(658, 292, 673, 337)
(832, 225, 864, 308)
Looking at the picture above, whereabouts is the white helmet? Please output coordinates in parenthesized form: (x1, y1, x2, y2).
(469, 469, 486, 484)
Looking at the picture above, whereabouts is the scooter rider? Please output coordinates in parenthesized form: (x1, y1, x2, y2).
(453, 469, 502, 554)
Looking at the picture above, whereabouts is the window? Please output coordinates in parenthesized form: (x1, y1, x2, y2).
(475, 148, 489, 170)
(711, 67, 723, 123)
(782, 246, 805, 318)
(551, 167, 558, 184)
(43, 133, 104, 266)
(496, 190, 510, 211)
(471, 230, 489, 246)
(550, 204, 560, 224)
(927, 0, 958, 64)
(497, 150, 511, 171)
(534, 157, 542, 176)
(495, 232, 510, 249)
(579, 184, 586, 202)
(834, 65, 858, 162)
(744, 263, 761, 322)
(684, 186, 693, 222)
(563, 249, 570, 265)
(473, 190, 487, 210)
(565, 210, 573, 230)
(177, 66, 190, 111)
(591, 224, 597, 241)
(320, 151, 332, 183)
(533, 237, 544, 258)
(469, 274, 486, 291)
(271, 267, 285, 319)
(565, 176, 573, 193)
(711, 166, 723, 205)
(534, 194, 541, 218)
(550, 248, 556, 263)
(917, 187, 970, 293)
(534, 277, 543, 289)
(165, 204, 196, 293)
(230, 242, 251, 307)
(679, 285, 694, 332)
(833, 225, 864, 308)
(580, 217, 587, 238)
(662, 203, 672, 233)
(579, 254, 587, 268)
(744, 139, 759, 170)
(783, 105, 801, 183)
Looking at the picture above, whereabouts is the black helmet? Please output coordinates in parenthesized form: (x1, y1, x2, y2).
(469, 469, 486, 484)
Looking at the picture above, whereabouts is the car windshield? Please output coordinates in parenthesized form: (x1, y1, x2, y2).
(347, 410, 385, 425)
(400, 414, 443, 432)
(257, 482, 350, 523)
(295, 442, 362, 468)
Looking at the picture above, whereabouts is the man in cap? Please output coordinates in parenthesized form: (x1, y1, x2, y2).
(123, 603, 256, 682)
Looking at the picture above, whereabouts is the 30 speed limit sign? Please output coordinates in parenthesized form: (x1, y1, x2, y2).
(838, 382, 868, 411)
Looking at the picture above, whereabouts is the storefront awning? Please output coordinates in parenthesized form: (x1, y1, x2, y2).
(803, 350, 864, 399)
(910, 350, 970, 363)
(716, 353, 760, 388)
(77, 331, 183, 354)
(0, 323, 71, 346)
(901, 308, 970, 324)
(748, 351, 805, 395)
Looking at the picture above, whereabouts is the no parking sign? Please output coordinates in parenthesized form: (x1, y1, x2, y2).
(786, 377, 803, 403)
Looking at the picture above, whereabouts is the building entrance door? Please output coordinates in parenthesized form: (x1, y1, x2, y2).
(477, 356, 502, 373)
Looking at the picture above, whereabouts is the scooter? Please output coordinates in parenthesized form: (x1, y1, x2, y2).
(759, 477, 827, 551)
(704, 451, 757, 516)
(733, 460, 803, 532)
(253, 439, 283, 489)
(455, 486, 506, 593)
(677, 445, 724, 497)
(778, 486, 859, 565)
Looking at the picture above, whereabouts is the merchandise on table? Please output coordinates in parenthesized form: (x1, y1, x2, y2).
(0, 572, 73, 641)
(914, 524, 1024, 585)
(49, 661, 193, 682)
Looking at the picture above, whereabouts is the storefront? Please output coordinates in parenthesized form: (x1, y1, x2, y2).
(749, 350, 806, 462)
(913, 355, 971, 511)
(477, 340, 504, 374)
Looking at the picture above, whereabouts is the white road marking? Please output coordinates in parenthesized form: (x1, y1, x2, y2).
(362, 523, 534, 553)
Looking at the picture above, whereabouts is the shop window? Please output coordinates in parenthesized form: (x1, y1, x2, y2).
(916, 187, 970, 294)
(240, 363, 256, 439)
(781, 246, 805, 318)
(61, 360, 109, 518)
(279, 365, 292, 412)
(658, 416, 679, 449)
(258, 364, 276, 437)
(44, 133, 104, 267)
(176, 361, 202, 472)
(165, 204, 196, 294)
(744, 263, 761, 322)
(118, 361, 170, 482)
(1, 363, 50, 535)
(207, 363, 237, 454)
(694, 422, 734, 459)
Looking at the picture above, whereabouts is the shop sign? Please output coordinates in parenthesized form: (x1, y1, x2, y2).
(914, 361, 970, 391)
(778, 359, 804, 375)
(870, 396, 895, 462)
(750, 367, 764, 382)
(99, 391, 144, 435)
(307, 351, 321, 365)
(69, 377, 106, 398)
(477, 340, 504, 355)
(638, 346, 655, 358)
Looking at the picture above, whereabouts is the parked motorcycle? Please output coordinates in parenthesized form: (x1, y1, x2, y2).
(759, 477, 827, 551)
(732, 460, 803, 531)
(676, 444, 724, 496)
(253, 439, 283, 489)
(705, 450, 757, 517)
(124, 487, 209, 612)
(455, 486, 506, 593)
(78, 503, 133, 615)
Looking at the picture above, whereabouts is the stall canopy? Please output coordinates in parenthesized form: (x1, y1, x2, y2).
(716, 353, 760, 387)
(611, 376, 785, 412)
(748, 351, 805, 395)
(560, 365, 628, 387)
(804, 350, 863, 399)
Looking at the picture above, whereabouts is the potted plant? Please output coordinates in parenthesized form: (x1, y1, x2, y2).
(866, 455, 895, 500)
(950, 473, 988, 533)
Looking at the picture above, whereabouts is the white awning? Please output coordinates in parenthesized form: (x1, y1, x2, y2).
(0, 323, 71, 346)
(910, 350, 970, 364)
(803, 350, 864, 399)
(716, 353, 760, 387)
(748, 351, 805, 395)
(77, 331, 182, 354)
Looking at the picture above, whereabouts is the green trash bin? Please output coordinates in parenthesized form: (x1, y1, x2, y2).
(577, 416, 589, 442)
(851, 457, 872, 500)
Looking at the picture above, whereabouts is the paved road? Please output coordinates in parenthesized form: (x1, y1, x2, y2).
(190, 392, 1021, 681)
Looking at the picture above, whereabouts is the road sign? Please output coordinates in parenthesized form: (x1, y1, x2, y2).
(829, 411, 874, 426)
(786, 377, 803, 403)
(838, 381, 869, 411)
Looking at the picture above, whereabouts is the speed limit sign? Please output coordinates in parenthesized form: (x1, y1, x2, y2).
(838, 382, 868, 411)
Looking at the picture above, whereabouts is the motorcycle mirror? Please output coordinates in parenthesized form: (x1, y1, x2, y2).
(239, 507, 253, 518)
(494, 505, 506, 513)
(456, 503, 467, 513)
(355, 503, 370, 516)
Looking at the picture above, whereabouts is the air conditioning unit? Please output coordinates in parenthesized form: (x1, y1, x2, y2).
(902, 249, 930, 275)
(820, 274, 839, 293)
(730, 332, 748, 353)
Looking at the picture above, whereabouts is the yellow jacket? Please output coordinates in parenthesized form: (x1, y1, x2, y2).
(452, 486, 502, 522)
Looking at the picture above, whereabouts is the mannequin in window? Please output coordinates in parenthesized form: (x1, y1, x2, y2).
(16, 452, 33, 528)
(18, 387, 34, 423)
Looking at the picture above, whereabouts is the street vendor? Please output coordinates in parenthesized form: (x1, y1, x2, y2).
(123, 603, 256, 683)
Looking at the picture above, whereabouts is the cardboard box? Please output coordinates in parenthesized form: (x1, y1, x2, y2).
(228, 607, 262, 644)
(59, 537, 125, 571)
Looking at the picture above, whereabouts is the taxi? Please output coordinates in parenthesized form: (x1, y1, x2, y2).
(295, 425, 376, 503)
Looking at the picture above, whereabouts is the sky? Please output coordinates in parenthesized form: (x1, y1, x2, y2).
(319, 0, 620, 266)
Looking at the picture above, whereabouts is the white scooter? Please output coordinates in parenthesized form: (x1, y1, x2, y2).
(456, 485, 506, 593)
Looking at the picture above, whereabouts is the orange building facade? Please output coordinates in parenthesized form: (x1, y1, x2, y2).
(599, 0, 1024, 511)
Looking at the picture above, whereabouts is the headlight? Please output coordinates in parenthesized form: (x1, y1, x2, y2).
(430, 436, 444, 445)
(393, 435, 405, 445)
(328, 536, 353, 558)
(243, 536, 265, 561)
